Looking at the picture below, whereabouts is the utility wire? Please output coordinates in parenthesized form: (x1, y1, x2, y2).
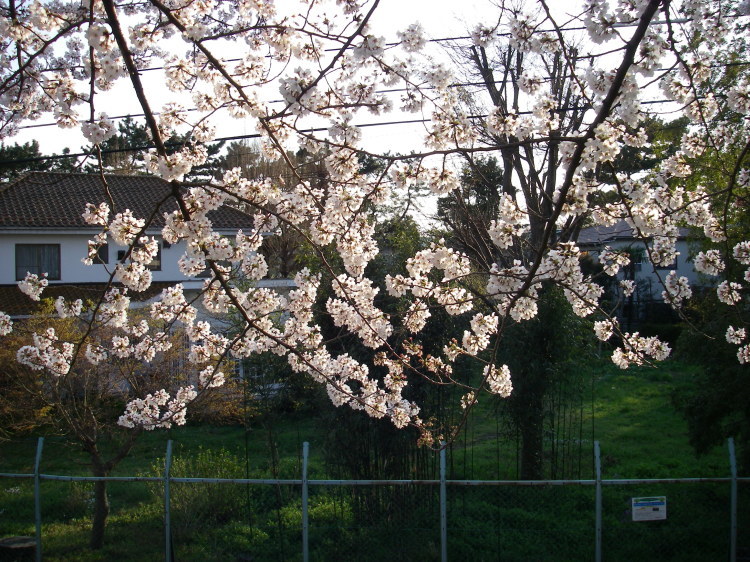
(3, 12, 746, 163)
(6, 10, 746, 133)
(0, 102, 698, 167)
(16, 58, 749, 133)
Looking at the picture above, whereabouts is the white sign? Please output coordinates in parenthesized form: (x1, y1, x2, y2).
(632, 496, 667, 521)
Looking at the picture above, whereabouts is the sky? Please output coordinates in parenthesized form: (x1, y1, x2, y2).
(11, 0, 494, 158)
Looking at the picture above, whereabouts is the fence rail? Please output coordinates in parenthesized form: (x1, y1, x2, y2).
(1, 437, 747, 561)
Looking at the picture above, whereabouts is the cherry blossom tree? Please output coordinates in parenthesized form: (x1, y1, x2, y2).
(432, 6, 726, 477)
(0, 301, 211, 548)
(0, 0, 748, 476)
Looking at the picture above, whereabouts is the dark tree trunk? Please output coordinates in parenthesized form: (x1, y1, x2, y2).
(506, 288, 567, 481)
(79, 431, 140, 551)
(518, 392, 545, 480)
(90, 476, 110, 549)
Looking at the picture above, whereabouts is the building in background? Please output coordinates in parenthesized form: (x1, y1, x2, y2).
(577, 220, 702, 329)
(0, 172, 294, 317)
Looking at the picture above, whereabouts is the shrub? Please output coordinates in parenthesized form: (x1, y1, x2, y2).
(146, 447, 246, 536)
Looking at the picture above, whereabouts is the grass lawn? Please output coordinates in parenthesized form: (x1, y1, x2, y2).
(589, 360, 729, 478)
(0, 358, 742, 560)
(449, 358, 730, 481)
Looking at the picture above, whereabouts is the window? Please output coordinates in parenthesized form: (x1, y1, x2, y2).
(629, 250, 644, 272)
(95, 243, 109, 264)
(621, 246, 645, 277)
(117, 241, 162, 271)
(147, 243, 162, 271)
(16, 244, 61, 280)
(197, 259, 232, 278)
(654, 256, 677, 270)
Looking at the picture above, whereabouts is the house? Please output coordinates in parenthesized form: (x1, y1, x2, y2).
(0, 171, 294, 317)
(577, 220, 701, 326)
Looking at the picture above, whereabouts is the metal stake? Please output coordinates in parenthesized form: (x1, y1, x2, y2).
(729, 438, 737, 562)
(595, 441, 602, 562)
(165, 440, 173, 562)
(302, 442, 309, 562)
(440, 444, 447, 562)
(34, 437, 44, 562)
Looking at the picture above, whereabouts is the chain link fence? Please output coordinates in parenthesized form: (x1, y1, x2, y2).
(446, 485, 595, 560)
(1, 437, 747, 561)
(601, 482, 731, 560)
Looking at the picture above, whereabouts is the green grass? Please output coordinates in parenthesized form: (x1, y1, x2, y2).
(449, 358, 730, 480)
(0, 358, 742, 560)
(0, 416, 324, 475)
(588, 360, 728, 478)
(0, 414, 328, 561)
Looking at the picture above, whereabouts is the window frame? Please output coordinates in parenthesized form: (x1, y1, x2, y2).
(653, 256, 678, 270)
(15, 243, 61, 281)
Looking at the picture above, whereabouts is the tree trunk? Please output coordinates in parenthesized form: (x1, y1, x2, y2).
(90, 475, 110, 549)
(518, 396, 545, 480)
(81, 431, 140, 551)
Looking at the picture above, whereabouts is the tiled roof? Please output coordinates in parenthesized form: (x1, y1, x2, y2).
(578, 220, 691, 246)
(0, 172, 251, 230)
(0, 282, 173, 317)
(577, 221, 635, 245)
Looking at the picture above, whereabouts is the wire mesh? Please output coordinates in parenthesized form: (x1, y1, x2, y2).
(739, 481, 750, 561)
(155, 444, 303, 561)
(0, 438, 36, 541)
(306, 484, 440, 561)
(447, 485, 595, 561)
(601, 482, 730, 560)
(0, 437, 746, 561)
(166, 480, 303, 561)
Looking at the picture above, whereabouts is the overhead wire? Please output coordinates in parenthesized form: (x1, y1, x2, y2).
(3, 11, 747, 165)
(0, 100, 702, 167)
(7, 9, 747, 133)
(14, 58, 749, 133)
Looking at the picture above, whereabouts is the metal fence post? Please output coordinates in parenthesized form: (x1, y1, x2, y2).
(594, 441, 602, 562)
(33, 437, 44, 562)
(302, 441, 309, 562)
(164, 440, 173, 562)
(729, 438, 737, 562)
(440, 444, 447, 562)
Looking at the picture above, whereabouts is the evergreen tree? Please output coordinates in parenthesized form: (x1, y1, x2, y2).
(84, 116, 225, 178)
(0, 140, 51, 182)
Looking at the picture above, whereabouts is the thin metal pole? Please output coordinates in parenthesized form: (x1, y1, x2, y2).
(302, 441, 309, 562)
(440, 444, 447, 562)
(729, 438, 737, 562)
(594, 441, 602, 562)
(164, 440, 173, 562)
(33, 437, 44, 562)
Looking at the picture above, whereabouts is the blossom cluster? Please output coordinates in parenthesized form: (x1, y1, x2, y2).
(16, 328, 74, 376)
(118, 386, 197, 430)
(485, 364, 513, 397)
(612, 333, 671, 369)
(1, 0, 749, 439)
(0, 313, 13, 336)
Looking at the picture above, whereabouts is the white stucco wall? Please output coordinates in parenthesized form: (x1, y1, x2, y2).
(0, 230, 194, 285)
(0, 230, 297, 296)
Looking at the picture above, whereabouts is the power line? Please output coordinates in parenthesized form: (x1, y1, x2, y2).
(6, 8, 745, 134)
(14, 81, 493, 131)
(0, 101, 700, 166)
(2, 120, 425, 165)
(3, 12, 746, 164)
(15, 56, 749, 133)
(24, 18, 740, 86)
(15, 15, 701, 80)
